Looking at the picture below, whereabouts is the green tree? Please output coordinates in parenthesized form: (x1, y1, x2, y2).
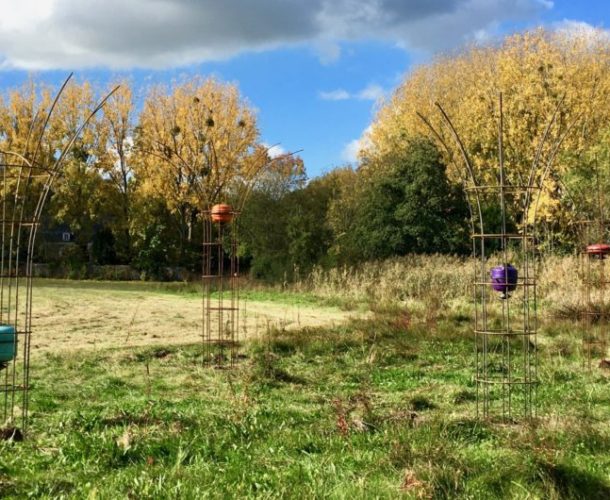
(333, 138, 469, 261)
(284, 171, 346, 272)
(239, 153, 307, 280)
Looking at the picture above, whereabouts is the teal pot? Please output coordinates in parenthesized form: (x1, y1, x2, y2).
(0, 325, 17, 362)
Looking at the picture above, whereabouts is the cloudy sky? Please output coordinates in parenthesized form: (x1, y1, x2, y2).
(0, 0, 608, 176)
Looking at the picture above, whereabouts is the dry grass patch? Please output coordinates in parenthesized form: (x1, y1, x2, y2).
(30, 281, 362, 355)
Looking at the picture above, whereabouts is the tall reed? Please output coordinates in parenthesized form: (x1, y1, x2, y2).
(299, 253, 590, 314)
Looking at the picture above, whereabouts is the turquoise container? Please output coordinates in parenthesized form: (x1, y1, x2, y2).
(0, 325, 17, 362)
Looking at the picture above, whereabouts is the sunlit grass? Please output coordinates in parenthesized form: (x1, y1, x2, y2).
(0, 257, 608, 497)
(1, 298, 608, 498)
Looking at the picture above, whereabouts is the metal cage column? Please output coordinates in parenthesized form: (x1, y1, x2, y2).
(580, 230, 610, 369)
(202, 205, 240, 368)
(471, 213, 539, 420)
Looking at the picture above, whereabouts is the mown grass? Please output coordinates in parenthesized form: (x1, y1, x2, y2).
(1, 303, 608, 498)
(33, 278, 348, 309)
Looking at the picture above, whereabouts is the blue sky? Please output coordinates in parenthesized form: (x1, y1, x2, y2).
(0, 0, 608, 178)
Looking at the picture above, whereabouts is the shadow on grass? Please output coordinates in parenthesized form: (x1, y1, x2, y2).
(539, 461, 610, 499)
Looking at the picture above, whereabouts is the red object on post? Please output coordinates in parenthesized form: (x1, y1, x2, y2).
(586, 243, 610, 257)
(210, 204, 234, 224)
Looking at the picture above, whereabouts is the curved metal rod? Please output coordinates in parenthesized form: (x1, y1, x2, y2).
(235, 147, 304, 214)
(1, 78, 117, 430)
(433, 103, 485, 239)
(14, 74, 76, 281)
(13, 73, 75, 300)
(5, 103, 42, 411)
(523, 96, 565, 218)
(555, 175, 588, 224)
(186, 139, 303, 215)
(19, 83, 120, 430)
(530, 112, 584, 230)
(415, 111, 476, 238)
(416, 112, 465, 183)
(419, 104, 485, 240)
(9, 73, 72, 296)
(4, 87, 48, 424)
(0, 151, 34, 169)
(433, 103, 480, 188)
(32, 85, 121, 225)
(30, 73, 75, 170)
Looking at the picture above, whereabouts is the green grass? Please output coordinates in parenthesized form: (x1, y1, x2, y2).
(33, 278, 352, 309)
(1, 301, 609, 498)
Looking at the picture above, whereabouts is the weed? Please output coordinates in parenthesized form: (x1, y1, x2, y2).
(453, 389, 477, 404)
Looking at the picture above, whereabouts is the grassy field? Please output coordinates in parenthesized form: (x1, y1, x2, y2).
(30, 279, 359, 353)
(0, 276, 609, 498)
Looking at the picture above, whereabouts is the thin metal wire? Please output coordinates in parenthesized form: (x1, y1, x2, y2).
(418, 93, 576, 421)
(580, 221, 609, 370)
(202, 209, 240, 368)
(465, 103, 539, 420)
(0, 75, 118, 437)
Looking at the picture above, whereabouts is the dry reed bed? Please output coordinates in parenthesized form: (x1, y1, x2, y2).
(300, 254, 594, 314)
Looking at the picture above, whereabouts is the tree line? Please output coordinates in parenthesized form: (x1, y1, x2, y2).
(245, 28, 610, 279)
(4, 27, 610, 281)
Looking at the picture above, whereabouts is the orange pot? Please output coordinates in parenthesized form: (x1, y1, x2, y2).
(210, 204, 234, 224)
(586, 243, 610, 257)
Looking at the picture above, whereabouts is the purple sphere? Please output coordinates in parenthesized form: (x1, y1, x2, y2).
(490, 264, 518, 297)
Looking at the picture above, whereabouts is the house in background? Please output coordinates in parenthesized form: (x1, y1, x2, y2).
(38, 221, 78, 262)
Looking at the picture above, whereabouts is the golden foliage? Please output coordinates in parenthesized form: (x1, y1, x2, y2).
(364, 28, 610, 222)
(97, 81, 134, 195)
(136, 77, 260, 213)
(0, 80, 103, 222)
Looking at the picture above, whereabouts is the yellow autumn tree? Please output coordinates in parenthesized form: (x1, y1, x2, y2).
(95, 81, 137, 259)
(137, 77, 262, 247)
(0, 81, 55, 228)
(45, 81, 112, 247)
(363, 28, 610, 226)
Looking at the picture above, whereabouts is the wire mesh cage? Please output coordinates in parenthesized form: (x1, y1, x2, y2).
(196, 145, 301, 368)
(202, 204, 240, 368)
(0, 167, 40, 437)
(580, 223, 610, 369)
(469, 192, 539, 420)
(419, 94, 580, 420)
(0, 75, 116, 437)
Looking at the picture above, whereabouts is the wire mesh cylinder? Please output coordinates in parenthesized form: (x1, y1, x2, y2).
(580, 227, 610, 369)
(202, 207, 240, 367)
(1, 163, 45, 435)
(0, 76, 117, 437)
(472, 224, 538, 420)
(417, 93, 577, 421)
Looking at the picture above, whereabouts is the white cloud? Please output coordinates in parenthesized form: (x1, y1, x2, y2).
(319, 89, 351, 100)
(553, 19, 610, 43)
(342, 138, 362, 163)
(357, 83, 385, 101)
(341, 125, 373, 163)
(0, 0, 553, 70)
(320, 83, 386, 102)
(263, 143, 287, 158)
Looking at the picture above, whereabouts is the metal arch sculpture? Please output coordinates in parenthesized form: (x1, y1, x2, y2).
(195, 144, 301, 368)
(0, 74, 118, 437)
(570, 160, 610, 369)
(131, 83, 302, 369)
(419, 94, 580, 420)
